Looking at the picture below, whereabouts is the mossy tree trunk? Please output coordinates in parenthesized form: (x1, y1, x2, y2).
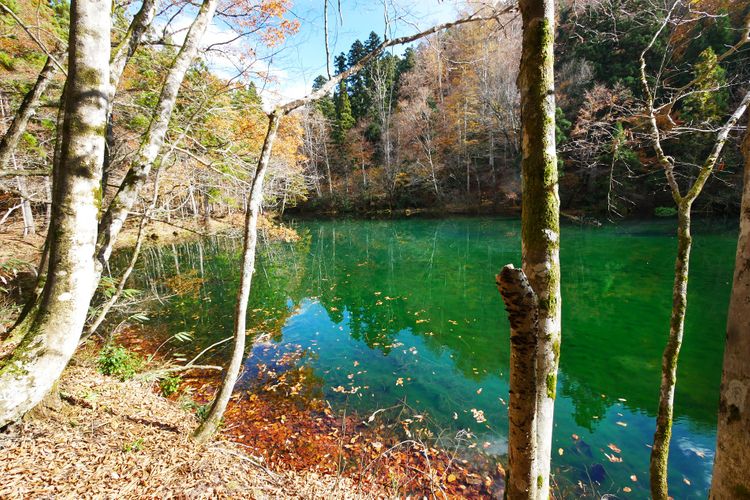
(710, 117, 750, 500)
(496, 0, 561, 497)
(96, 0, 218, 265)
(0, 0, 110, 428)
(193, 110, 281, 443)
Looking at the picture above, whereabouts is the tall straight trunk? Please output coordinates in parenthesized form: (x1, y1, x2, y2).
(710, 119, 750, 500)
(0, 54, 59, 171)
(193, 111, 281, 443)
(0, 0, 110, 427)
(97, 0, 218, 264)
(496, 0, 560, 497)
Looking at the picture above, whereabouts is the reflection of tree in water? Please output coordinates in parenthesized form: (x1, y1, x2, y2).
(301, 220, 509, 378)
(119, 234, 311, 361)
(120, 218, 733, 433)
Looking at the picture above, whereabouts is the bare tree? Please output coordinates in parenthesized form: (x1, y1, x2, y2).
(637, 5, 750, 498)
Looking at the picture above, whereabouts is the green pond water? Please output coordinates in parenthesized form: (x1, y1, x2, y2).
(121, 217, 736, 498)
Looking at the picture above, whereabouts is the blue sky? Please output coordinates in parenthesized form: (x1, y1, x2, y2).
(161, 0, 469, 107)
(260, 0, 465, 103)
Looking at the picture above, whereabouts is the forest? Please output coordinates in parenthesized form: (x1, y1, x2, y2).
(0, 0, 749, 498)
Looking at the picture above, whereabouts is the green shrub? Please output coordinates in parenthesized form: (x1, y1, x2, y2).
(159, 375, 182, 397)
(97, 345, 142, 381)
(655, 206, 677, 217)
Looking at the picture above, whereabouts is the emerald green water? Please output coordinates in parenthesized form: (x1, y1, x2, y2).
(124, 217, 736, 498)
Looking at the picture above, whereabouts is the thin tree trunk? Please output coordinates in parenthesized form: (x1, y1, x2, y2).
(193, 111, 281, 443)
(710, 118, 750, 500)
(0, 0, 110, 427)
(85, 168, 161, 338)
(103, 0, 158, 187)
(97, 0, 218, 265)
(650, 204, 691, 498)
(496, 0, 560, 497)
(0, 54, 59, 171)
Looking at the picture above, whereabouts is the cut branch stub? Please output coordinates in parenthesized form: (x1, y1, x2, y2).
(497, 264, 539, 334)
(497, 263, 541, 498)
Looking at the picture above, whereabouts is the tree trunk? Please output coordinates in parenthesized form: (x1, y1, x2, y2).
(97, 0, 218, 265)
(710, 121, 750, 500)
(496, 0, 560, 497)
(0, 0, 110, 428)
(193, 111, 281, 443)
(496, 265, 540, 498)
(103, 0, 158, 188)
(0, 54, 59, 171)
(649, 204, 691, 499)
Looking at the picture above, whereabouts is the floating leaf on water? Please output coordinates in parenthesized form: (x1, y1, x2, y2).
(395, 378, 404, 386)
(616, 421, 627, 427)
(608, 443, 622, 453)
(558, 448, 564, 456)
(572, 434, 580, 440)
(630, 474, 637, 482)
(623, 487, 632, 493)
(476, 388, 483, 395)
(604, 452, 623, 463)
(683, 478, 691, 486)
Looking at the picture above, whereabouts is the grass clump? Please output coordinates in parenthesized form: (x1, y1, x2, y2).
(97, 344, 142, 381)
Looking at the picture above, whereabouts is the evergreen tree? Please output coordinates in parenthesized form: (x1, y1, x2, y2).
(681, 47, 728, 124)
(334, 80, 354, 144)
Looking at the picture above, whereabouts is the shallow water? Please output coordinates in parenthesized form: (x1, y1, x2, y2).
(122, 217, 736, 498)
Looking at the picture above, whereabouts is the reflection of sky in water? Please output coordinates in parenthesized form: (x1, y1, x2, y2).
(123, 217, 736, 498)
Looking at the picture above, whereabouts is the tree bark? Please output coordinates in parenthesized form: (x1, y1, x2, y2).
(193, 111, 281, 443)
(650, 203, 691, 499)
(710, 120, 750, 500)
(496, 265, 540, 498)
(0, 54, 59, 171)
(97, 0, 218, 265)
(496, 0, 560, 497)
(0, 0, 110, 428)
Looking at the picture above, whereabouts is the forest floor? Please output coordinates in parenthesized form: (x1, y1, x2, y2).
(0, 346, 373, 499)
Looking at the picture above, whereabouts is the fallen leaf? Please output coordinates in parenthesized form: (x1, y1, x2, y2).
(447, 474, 457, 483)
(630, 474, 637, 482)
(623, 487, 632, 493)
(558, 448, 564, 456)
(616, 421, 628, 427)
(608, 443, 622, 453)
